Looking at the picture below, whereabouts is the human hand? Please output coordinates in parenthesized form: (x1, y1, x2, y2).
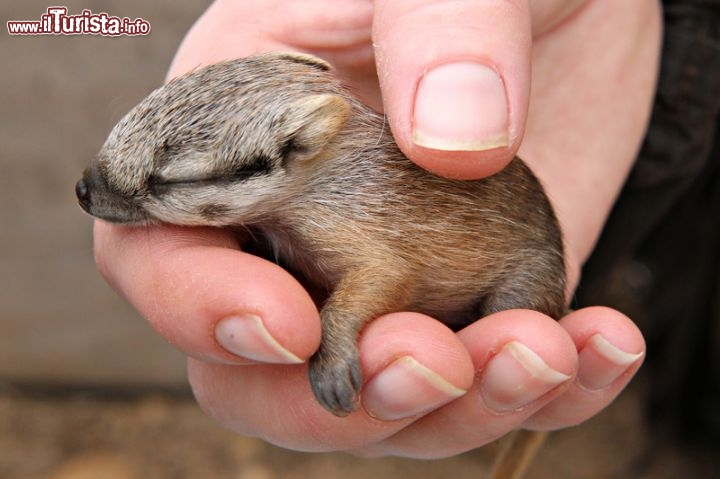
(94, 0, 659, 458)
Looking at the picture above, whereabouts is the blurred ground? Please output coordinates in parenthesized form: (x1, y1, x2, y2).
(1, 1, 719, 479)
(2, 380, 718, 479)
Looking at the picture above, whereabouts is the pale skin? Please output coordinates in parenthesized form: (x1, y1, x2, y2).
(94, 0, 660, 458)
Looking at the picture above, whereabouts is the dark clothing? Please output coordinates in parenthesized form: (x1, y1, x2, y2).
(576, 0, 720, 442)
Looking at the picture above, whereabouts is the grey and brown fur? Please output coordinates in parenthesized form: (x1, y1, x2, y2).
(76, 53, 566, 419)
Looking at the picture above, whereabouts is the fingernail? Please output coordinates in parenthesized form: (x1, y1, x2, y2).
(577, 334, 644, 391)
(480, 341, 570, 412)
(413, 62, 509, 151)
(363, 356, 466, 421)
(215, 315, 303, 364)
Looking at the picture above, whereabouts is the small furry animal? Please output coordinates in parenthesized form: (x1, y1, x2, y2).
(76, 52, 566, 417)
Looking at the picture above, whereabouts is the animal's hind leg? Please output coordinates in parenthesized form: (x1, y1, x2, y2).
(480, 273, 567, 321)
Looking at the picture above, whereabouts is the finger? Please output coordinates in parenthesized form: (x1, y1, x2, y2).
(168, 0, 379, 103)
(168, 1, 284, 79)
(188, 312, 474, 451)
(358, 313, 474, 421)
(93, 221, 321, 365)
(363, 310, 578, 458)
(522, 307, 645, 430)
(373, 0, 532, 179)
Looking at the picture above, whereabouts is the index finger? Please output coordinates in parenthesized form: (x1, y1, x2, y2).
(93, 221, 321, 365)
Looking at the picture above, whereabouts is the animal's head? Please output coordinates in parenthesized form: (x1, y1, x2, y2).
(76, 53, 351, 226)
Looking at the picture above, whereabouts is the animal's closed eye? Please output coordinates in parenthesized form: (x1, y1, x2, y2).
(150, 156, 274, 194)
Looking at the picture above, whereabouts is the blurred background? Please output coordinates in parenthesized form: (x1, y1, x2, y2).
(1, 1, 718, 478)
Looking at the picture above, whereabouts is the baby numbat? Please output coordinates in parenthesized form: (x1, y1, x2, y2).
(76, 52, 566, 419)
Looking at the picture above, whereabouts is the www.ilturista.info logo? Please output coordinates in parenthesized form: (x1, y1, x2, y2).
(7, 6, 150, 36)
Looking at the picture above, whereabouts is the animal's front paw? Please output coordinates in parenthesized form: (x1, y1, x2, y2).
(308, 346, 363, 416)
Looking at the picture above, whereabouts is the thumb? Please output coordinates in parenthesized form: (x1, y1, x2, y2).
(373, 0, 532, 179)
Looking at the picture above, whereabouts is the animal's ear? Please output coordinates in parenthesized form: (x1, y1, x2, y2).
(281, 94, 350, 162)
(274, 52, 331, 71)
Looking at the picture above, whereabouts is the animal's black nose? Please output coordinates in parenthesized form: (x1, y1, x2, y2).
(75, 178, 91, 210)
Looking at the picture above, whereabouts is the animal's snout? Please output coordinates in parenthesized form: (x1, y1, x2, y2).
(74, 163, 148, 224)
(75, 178, 91, 211)
(76, 163, 106, 213)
